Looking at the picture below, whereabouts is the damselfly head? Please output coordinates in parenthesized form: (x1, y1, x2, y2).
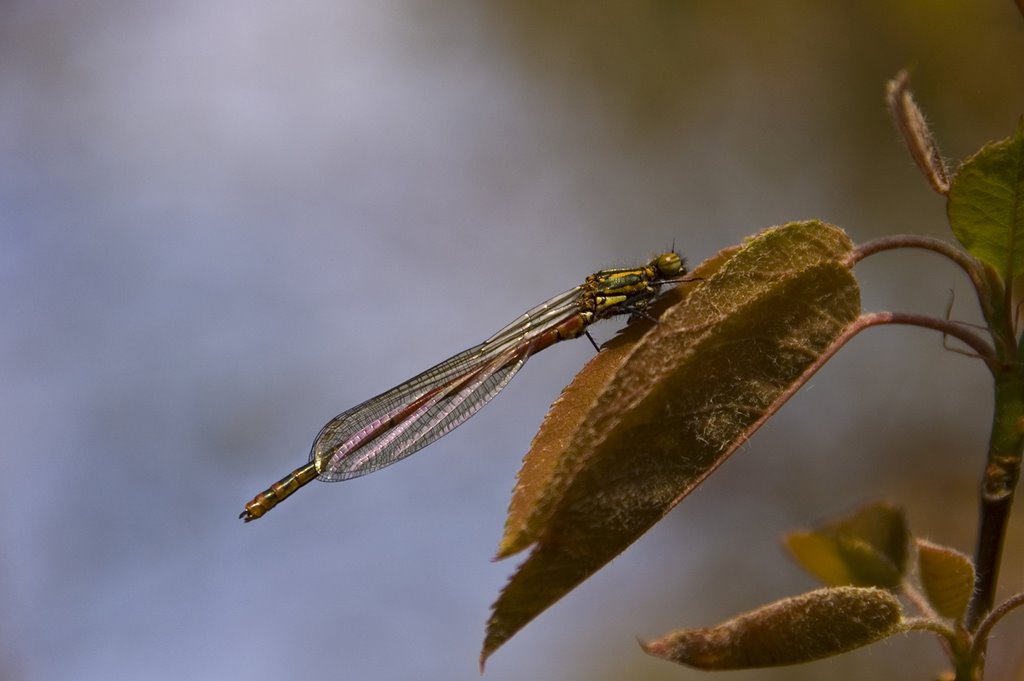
(653, 251, 685, 279)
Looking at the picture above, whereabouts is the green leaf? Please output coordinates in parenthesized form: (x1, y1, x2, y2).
(482, 221, 862, 666)
(947, 118, 1024, 278)
(786, 533, 901, 589)
(917, 539, 975, 621)
(785, 502, 909, 589)
(785, 532, 860, 586)
(640, 587, 904, 670)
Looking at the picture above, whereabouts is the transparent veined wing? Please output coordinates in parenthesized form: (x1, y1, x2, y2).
(311, 285, 584, 480)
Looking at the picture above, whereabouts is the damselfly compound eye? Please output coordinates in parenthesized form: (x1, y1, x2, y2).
(655, 252, 684, 278)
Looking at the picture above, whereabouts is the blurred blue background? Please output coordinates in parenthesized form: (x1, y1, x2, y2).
(2, 2, 1023, 680)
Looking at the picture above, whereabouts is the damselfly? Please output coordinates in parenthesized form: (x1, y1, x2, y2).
(240, 252, 687, 521)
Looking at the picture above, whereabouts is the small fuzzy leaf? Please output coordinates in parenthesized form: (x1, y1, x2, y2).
(641, 587, 904, 670)
(917, 539, 975, 621)
(947, 118, 1024, 278)
(785, 502, 908, 589)
(833, 503, 909, 574)
(786, 532, 889, 588)
(785, 532, 857, 586)
(885, 69, 950, 195)
(482, 221, 862, 666)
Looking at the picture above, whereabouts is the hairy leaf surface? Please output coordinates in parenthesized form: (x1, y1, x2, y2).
(917, 539, 974, 621)
(483, 221, 862, 665)
(641, 587, 904, 669)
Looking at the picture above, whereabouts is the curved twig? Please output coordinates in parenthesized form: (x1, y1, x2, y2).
(856, 311, 999, 371)
(847, 235, 979, 281)
(901, 616, 957, 644)
(971, 591, 1024, 658)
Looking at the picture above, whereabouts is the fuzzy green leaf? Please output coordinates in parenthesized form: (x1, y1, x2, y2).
(482, 221, 862, 666)
(947, 118, 1024, 278)
(785, 502, 909, 589)
(917, 539, 975, 621)
(641, 587, 904, 670)
(786, 533, 901, 589)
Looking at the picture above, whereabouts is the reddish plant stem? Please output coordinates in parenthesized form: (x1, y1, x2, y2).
(848, 234, 976, 268)
(855, 312, 997, 368)
(782, 312, 995, 424)
(848, 234, 984, 290)
(972, 591, 1024, 658)
(849, 235, 1012, 357)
